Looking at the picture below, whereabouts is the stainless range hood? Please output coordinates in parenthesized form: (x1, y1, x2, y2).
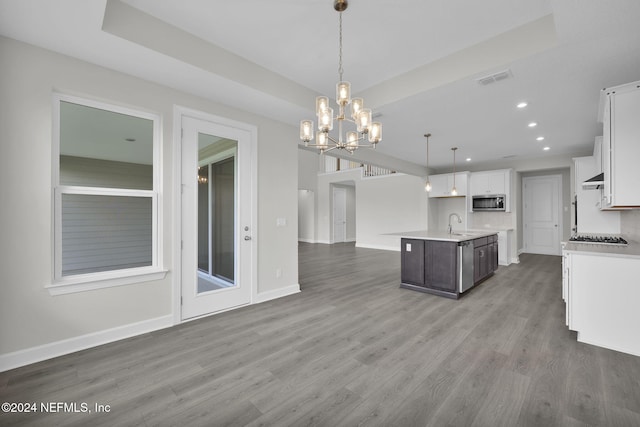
(582, 172, 604, 190)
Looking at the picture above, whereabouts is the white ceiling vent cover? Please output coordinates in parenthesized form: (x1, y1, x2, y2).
(476, 69, 512, 86)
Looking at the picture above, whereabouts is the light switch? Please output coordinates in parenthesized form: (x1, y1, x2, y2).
(406, 243, 412, 252)
(276, 218, 286, 227)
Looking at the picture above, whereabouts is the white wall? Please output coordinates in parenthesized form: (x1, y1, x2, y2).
(315, 170, 427, 249)
(298, 190, 315, 242)
(356, 174, 428, 251)
(0, 36, 299, 367)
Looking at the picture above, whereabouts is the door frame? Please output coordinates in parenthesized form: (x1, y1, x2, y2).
(522, 174, 563, 255)
(172, 106, 257, 324)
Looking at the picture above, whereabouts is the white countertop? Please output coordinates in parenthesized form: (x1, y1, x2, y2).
(387, 229, 498, 243)
(562, 239, 640, 259)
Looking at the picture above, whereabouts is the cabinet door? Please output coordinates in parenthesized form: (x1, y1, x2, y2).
(474, 244, 487, 284)
(492, 240, 499, 271)
(487, 172, 506, 195)
(602, 96, 612, 207)
(611, 87, 640, 206)
(401, 239, 425, 286)
(451, 172, 468, 196)
(470, 173, 489, 195)
(425, 241, 457, 292)
(428, 174, 451, 198)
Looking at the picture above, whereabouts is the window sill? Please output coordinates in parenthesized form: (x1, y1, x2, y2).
(47, 267, 168, 295)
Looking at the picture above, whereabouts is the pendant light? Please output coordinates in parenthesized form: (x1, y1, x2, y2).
(424, 133, 432, 192)
(451, 147, 458, 196)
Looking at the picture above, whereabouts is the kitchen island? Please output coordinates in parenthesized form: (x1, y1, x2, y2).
(392, 230, 498, 299)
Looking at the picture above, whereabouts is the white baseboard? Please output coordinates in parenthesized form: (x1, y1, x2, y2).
(255, 283, 301, 304)
(0, 315, 173, 373)
(298, 238, 316, 243)
(345, 237, 356, 243)
(316, 240, 332, 245)
(355, 243, 400, 252)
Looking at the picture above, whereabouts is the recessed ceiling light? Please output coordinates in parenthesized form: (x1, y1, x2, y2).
(528, 122, 537, 128)
(543, 146, 550, 151)
(517, 102, 528, 108)
(536, 136, 545, 141)
(466, 158, 471, 162)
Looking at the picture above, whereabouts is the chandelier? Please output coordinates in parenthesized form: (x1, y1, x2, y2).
(299, 0, 382, 154)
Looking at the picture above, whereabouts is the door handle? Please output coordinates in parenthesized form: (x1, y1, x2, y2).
(244, 236, 252, 241)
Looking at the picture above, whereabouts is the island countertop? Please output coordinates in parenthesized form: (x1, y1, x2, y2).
(387, 229, 498, 243)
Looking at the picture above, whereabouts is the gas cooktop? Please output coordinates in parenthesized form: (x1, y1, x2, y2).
(569, 235, 628, 245)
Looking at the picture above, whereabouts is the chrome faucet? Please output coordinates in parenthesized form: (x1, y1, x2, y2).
(448, 213, 462, 234)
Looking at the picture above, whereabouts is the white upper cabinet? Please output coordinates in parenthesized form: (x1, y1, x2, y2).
(470, 171, 507, 196)
(599, 80, 640, 209)
(427, 172, 468, 198)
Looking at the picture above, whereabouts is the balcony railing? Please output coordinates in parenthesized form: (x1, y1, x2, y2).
(321, 155, 395, 177)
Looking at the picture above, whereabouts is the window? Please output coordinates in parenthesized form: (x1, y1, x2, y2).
(49, 94, 165, 294)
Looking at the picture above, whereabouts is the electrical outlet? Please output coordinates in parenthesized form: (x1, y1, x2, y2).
(276, 268, 282, 278)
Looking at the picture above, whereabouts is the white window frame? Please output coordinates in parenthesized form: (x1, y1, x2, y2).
(47, 93, 166, 295)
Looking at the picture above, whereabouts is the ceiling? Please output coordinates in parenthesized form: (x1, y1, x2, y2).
(1, 0, 639, 171)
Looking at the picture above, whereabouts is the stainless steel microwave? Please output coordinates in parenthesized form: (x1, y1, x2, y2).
(472, 195, 506, 211)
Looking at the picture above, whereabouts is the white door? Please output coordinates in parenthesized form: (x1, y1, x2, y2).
(181, 116, 253, 320)
(523, 175, 562, 255)
(333, 187, 347, 243)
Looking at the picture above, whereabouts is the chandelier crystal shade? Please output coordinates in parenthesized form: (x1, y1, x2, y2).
(299, 0, 382, 154)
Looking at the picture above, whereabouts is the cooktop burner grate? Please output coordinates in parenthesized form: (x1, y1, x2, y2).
(569, 235, 628, 245)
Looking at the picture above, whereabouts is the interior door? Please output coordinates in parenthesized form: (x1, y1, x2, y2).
(523, 175, 562, 255)
(333, 187, 347, 243)
(181, 116, 252, 320)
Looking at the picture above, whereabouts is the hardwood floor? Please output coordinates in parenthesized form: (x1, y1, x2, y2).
(2, 242, 640, 426)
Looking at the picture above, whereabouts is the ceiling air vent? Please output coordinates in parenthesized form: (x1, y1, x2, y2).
(476, 69, 512, 86)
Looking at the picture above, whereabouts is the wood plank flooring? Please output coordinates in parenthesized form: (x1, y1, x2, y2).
(2, 242, 640, 426)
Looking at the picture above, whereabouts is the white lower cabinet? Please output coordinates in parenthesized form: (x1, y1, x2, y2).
(563, 250, 640, 356)
(497, 230, 511, 266)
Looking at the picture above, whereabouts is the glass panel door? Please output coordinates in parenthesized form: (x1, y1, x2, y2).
(180, 115, 253, 320)
(196, 134, 237, 294)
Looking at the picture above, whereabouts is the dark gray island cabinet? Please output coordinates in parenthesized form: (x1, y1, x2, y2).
(399, 232, 498, 299)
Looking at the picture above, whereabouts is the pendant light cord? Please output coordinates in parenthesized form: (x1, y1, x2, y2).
(338, 12, 344, 81)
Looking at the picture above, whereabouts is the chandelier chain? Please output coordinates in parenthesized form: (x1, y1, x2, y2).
(338, 12, 344, 81)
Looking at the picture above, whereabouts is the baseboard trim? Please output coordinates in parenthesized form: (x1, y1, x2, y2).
(0, 315, 174, 373)
(255, 284, 301, 304)
(577, 332, 640, 358)
(298, 238, 316, 243)
(355, 243, 400, 252)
